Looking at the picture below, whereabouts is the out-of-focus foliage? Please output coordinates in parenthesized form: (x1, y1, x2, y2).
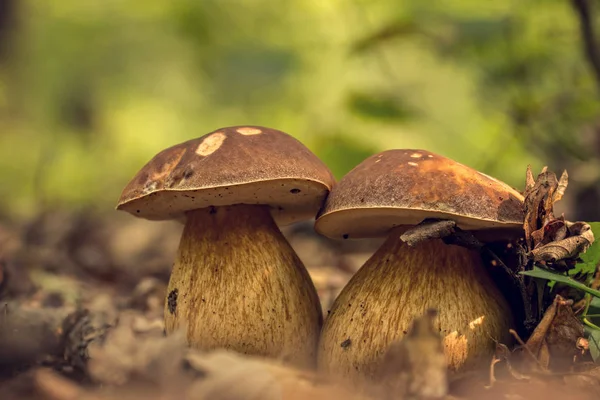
(0, 0, 598, 217)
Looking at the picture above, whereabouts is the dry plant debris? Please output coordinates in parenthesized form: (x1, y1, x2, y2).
(523, 166, 595, 268)
(472, 165, 600, 399)
(513, 295, 585, 372)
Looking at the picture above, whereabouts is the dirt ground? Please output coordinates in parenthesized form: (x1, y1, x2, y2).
(0, 209, 599, 400)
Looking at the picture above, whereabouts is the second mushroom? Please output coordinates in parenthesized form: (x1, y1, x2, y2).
(315, 149, 524, 382)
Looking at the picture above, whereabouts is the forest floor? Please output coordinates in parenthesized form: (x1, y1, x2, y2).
(0, 208, 599, 399)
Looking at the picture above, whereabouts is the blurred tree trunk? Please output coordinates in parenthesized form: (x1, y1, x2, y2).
(572, 0, 600, 93)
(0, 0, 17, 63)
(571, 0, 600, 221)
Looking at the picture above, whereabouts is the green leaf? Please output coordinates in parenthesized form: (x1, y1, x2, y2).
(521, 223, 600, 298)
(590, 296, 600, 313)
(520, 266, 600, 298)
(587, 296, 600, 327)
(571, 222, 600, 279)
(585, 326, 600, 362)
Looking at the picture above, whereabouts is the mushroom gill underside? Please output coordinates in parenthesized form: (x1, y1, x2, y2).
(317, 232, 514, 381)
(164, 203, 323, 369)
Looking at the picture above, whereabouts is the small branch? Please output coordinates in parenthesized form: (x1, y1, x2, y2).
(571, 0, 600, 93)
(400, 219, 456, 247)
(0, 304, 70, 375)
(0, 304, 112, 377)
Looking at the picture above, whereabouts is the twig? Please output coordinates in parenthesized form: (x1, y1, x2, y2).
(484, 355, 502, 389)
(400, 219, 456, 247)
(509, 329, 548, 371)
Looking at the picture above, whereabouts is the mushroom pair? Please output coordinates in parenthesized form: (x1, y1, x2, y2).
(116, 126, 335, 369)
(314, 149, 524, 382)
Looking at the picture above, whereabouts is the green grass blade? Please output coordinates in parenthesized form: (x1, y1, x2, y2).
(520, 266, 600, 298)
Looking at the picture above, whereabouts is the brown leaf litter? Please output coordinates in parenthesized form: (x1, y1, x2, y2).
(523, 166, 595, 268)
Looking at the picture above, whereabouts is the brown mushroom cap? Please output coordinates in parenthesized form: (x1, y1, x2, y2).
(315, 149, 524, 239)
(117, 126, 335, 225)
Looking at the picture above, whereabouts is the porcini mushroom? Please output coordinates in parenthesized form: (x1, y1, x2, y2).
(116, 126, 335, 368)
(314, 149, 524, 381)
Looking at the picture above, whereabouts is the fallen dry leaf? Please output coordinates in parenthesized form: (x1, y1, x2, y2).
(523, 165, 562, 251)
(522, 166, 595, 268)
(530, 228, 595, 264)
(512, 295, 585, 372)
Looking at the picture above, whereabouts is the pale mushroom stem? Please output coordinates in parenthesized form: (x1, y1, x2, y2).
(164, 204, 323, 369)
(317, 227, 514, 383)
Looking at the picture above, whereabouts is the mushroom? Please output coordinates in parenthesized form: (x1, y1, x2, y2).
(314, 149, 524, 382)
(116, 126, 335, 369)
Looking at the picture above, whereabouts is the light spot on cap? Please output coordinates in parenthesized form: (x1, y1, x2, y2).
(236, 127, 262, 135)
(196, 132, 226, 156)
(408, 162, 418, 167)
(427, 154, 434, 158)
(143, 181, 158, 194)
(443, 331, 468, 366)
(149, 148, 187, 182)
(468, 315, 485, 330)
(410, 153, 422, 158)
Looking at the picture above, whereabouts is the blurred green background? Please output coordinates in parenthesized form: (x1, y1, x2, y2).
(1, 0, 599, 221)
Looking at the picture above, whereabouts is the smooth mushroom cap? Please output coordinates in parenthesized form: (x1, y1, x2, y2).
(315, 149, 524, 239)
(116, 126, 335, 226)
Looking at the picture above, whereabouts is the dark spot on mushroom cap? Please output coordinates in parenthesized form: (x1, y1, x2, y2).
(290, 188, 301, 194)
(342, 234, 349, 239)
(183, 168, 194, 179)
(167, 289, 178, 314)
(341, 338, 352, 348)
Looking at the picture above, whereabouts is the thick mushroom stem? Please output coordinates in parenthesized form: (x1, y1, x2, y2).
(164, 204, 323, 369)
(317, 228, 514, 383)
